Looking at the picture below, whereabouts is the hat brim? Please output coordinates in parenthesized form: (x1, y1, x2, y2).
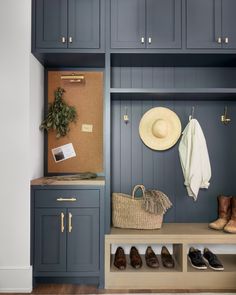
(139, 107, 182, 151)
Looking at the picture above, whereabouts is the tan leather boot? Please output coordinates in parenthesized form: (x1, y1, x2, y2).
(209, 196, 232, 230)
(224, 197, 236, 234)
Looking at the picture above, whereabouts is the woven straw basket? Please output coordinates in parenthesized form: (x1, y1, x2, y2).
(112, 185, 163, 229)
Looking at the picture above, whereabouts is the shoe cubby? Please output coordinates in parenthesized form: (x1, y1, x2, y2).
(110, 244, 182, 273)
(187, 244, 236, 273)
(105, 224, 236, 289)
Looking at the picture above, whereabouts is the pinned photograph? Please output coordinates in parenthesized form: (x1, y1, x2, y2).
(52, 143, 76, 163)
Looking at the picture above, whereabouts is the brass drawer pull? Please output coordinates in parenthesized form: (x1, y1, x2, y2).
(68, 212, 73, 233)
(60, 212, 65, 233)
(57, 197, 77, 202)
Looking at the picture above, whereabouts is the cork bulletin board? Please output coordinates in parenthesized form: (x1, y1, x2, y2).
(46, 71, 103, 174)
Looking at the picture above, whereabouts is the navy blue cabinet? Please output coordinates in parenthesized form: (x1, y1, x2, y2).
(31, 183, 105, 286)
(187, 0, 236, 49)
(222, 0, 236, 49)
(68, 0, 100, 49)
(35, 0, 67, 49)
(35, 0, 100, 49)
(111, 0, 182, 49)
(146, 0, 181, 49)
(67, 208, 99, 272)
(111, 0, 145, 49)
(35, 208, 67, 272)
(35, 208, 99, 273)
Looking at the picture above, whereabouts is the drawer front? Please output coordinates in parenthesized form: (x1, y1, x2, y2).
(35, 189, 99, 208)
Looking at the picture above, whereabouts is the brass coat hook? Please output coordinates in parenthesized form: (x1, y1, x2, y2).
(123, 107, 129, 124)
(221, 106, 231, 125)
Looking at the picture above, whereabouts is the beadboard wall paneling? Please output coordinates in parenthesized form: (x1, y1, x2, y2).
(111, 99, 236, 223)
(111, 67, 236, 88)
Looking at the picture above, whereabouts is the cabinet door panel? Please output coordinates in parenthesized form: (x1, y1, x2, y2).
(68, 0, 100, 49)
(146, 0, 181, 49)
(35, 0, 67, 48)
(35, 209, 67, 272)
(67, 208, 99, 272)
(111, 0, 145, 49)
(222, 0, 236, 49)
(186, 0, 221, 49)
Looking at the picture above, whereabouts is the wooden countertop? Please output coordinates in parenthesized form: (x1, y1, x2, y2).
(31, 176, 105, 186)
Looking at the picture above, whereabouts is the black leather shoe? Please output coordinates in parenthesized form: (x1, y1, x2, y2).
(188, 247, 207, 270)
(203, 248, 224, 271)
(114, 247, 126, 270)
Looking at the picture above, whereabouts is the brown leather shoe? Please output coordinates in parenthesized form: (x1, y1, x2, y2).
(161, 246, 175, 268)
(130, 246, 142, 269)
(145, 246, 159, 268)
(114, 247, 126, 270)
(224, 197, 236, 233)
(209, 195, 232, 230)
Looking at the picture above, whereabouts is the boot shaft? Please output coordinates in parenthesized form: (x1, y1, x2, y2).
(231, 197, 236, 221)
(218, 195, 232, 219)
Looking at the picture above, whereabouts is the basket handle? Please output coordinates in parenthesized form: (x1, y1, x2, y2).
(132, 185, 146, 199)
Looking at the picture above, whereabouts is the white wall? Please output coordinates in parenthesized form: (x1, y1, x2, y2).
(30, 56, 44, 179)
(0, 0, 43, 292)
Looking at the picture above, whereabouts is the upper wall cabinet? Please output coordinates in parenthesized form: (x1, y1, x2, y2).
(146, 0, 182, 49)
(186, 0, 236, 49)
(110, 0, 145, 49)
(110, 0, 182, 49)
(221, 0, 236, 49)
(35, 0, 100, 49)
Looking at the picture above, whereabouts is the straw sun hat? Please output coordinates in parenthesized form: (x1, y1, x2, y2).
(139, 107, 182, 151)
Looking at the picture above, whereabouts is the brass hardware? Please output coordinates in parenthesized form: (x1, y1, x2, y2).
(123, 107, 129, 124)
(217, 37, 222, 44)
(60, 212, 65, 233)
(221, 106, 231, 125)
(148, 37, 152, 44)
(224, 37, 229, 44)
(68, 212, 73, 233)
(69, 36, 73, 43)
(141, 37, 145, 44)
(57, 197, 77, 202)
(61, 36, 66, 43)
(61, 73, 85, 83)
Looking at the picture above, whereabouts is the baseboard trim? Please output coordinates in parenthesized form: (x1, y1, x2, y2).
(0, 266, 32, 293)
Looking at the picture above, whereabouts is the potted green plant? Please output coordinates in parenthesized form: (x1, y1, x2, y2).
(40, 87, 77, 138)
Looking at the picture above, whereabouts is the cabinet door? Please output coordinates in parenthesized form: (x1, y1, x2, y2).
(111, 0, 145, 49)
(35, 209, 67, 271)
(68, 0, 100, 49)
(146, 0, 181, 49)
(186, 0, 221, 49)
(35, 0, 67, 49)
(222, 0, 236, 49)
(67, 208, 99, 272)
